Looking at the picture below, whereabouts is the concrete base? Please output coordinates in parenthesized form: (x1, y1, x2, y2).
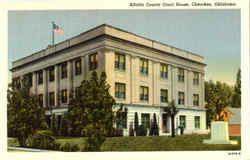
(203, 121, 238, 145)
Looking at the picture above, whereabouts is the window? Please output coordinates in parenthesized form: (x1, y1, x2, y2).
(178, 68, 184, 82)
(75, 86, 81, 97)
(49, 92, 55, 106)
(115, 53, 125, 71)
(116, 112, 127, 129)
(38, 70, 43, 85)
(75, 59, 82, 75)
(194, 116, 200, 129)
(38, 94, 43, 107)
(24, 73, 32, 87)
(140, 86, 149, 101)
(49, 66, 55, 82)
(13, 77, 21, 89)
(61, 62, 67, 79)
(178, 92, 184, 105)
(160, 89, 168, 103)
(141, 113, 150, 129)
(193, 72, 199, 85)
(193, 94, 199, 106)
(160, 64, 168, 79)
(61, 89, 67, 104)
(179, 115, 186, 128)
(115, 83, 126, 100)
(140, 58, 148, 75)
(89, 53, 98, 70)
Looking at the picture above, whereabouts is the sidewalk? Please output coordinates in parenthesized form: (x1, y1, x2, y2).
(8, 146, 57, 152)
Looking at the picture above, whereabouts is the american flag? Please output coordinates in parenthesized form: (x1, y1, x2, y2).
(53, 23, 63, 35)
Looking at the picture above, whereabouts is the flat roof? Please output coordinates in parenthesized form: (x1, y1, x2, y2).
(12, 24, 205, 70)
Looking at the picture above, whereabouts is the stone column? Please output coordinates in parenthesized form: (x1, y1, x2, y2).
(171, 66, 177, 104)
(55, 65, 60, 107)
(184, 70, 188, 107)
(201, 73, 205, 107)
(32, 72, 37, 95)
(67, 61, 73, 102)
(81, 56, 85, 78)
(43, 69, 48, 108)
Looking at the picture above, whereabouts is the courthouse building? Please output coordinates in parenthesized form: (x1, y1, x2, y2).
(11, 24, 207, 136)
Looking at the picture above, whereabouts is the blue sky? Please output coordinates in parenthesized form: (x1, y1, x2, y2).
(8, 10, 240, 85)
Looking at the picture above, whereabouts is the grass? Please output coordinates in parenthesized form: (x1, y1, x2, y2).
(8, 134, 241, 151)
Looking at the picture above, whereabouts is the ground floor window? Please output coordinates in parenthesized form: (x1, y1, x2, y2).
(116, 112, 127, 129)
(179, 115, 186, 128)
(162, 114, 170, 133)
(194, 116, 200, 129)
(141, 113, 150, 129)
(46, 115, 51, 128)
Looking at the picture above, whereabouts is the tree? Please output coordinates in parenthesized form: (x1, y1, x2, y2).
(134, 112, 139, 136)
(232, 69, 241, 108)
(164, 100, 179, 137)
(68, 71, 116, 151)
(149, 113, 159, 136)
(205, 80, 233, 127)
(7, 77, 48, 146)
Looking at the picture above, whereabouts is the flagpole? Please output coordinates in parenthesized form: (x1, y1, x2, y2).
(52, 21, 54, 46)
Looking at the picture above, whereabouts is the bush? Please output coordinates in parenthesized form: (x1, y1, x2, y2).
(71, 144, 80, 152)
(129, 122, 134, 136)
(26, 130, 57, 150)
(61, 142, 71, 152)
(137, 125, 147, 136)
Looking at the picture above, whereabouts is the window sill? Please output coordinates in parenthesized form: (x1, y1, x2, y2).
(140, 100, 149, 103)
(115, 98, 126, 101)
(160, 77, 168, 80)
(140, 73, 148, 77)
(115, 68, 126, 72)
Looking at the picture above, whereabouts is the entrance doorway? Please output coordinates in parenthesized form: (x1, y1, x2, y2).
(162, 114, 170, 133)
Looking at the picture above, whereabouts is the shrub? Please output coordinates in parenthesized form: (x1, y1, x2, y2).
(26, 130, 56, 150)
(137, 125, 147, 136)
(129, 122, 134, 136)
(134, 112, 139, 136)
(71, 144, 80, 152)
(61, 142, 71, 152)
(149, 113, 159, 136)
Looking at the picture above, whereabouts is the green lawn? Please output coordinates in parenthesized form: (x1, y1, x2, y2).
(8, 134, 241, 151)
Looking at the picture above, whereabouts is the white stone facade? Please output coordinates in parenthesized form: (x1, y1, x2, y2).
(11, 24, 207, 136)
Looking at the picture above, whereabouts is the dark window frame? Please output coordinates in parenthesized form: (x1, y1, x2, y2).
(61, 62, 67, 79)
(75, 59, 82, 76)
(194, 116, 200, 129)
(140, 58, 148, 75)
(160, 89, 168, 103)
(141, 113, 150, 129)
(160, 63, 168, 79)
(115, 83, 126, 100)
(179, 115, 186, 128)
(61, 89, 68, 104)
(193, 94, 199, 106)
(49, 66, 55, 82)
(115, 53, 126, 71)
(140, 86, 149, 101)
(38, 94, 43, 107)
(193, 72, 199, 85)
(178, 68, 184, 82)
(178, 92, 185, 105)
(89, 53, 98, 71)
(37, 70, 43, 85)
(49, 92, 55, 106)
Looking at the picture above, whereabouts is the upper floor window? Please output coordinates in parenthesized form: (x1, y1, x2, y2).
(37, 70, 43, 85)
(115, 53, 125, 71)
(160, 64, 168, 79)
(75, 59, 82, 76)
(115, 83, 126, 100)
(140, 58, 148, 75)
(61, 89, 68, 104)
(61, 62, 67, 79)
(89, 53, 98, 70)
(193, 94, 199, 106)
(38, 94, 43, 107)
(160, 89, 168, 103)
(193, 72, 199, 85)
(178, 68, 184, 82)
(49, 66, 55, 82)
(178, 91, 184, 105)
(49, 92, 55, 106)
(13, 77, 21, 89)
(140, 86, 149, 102)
